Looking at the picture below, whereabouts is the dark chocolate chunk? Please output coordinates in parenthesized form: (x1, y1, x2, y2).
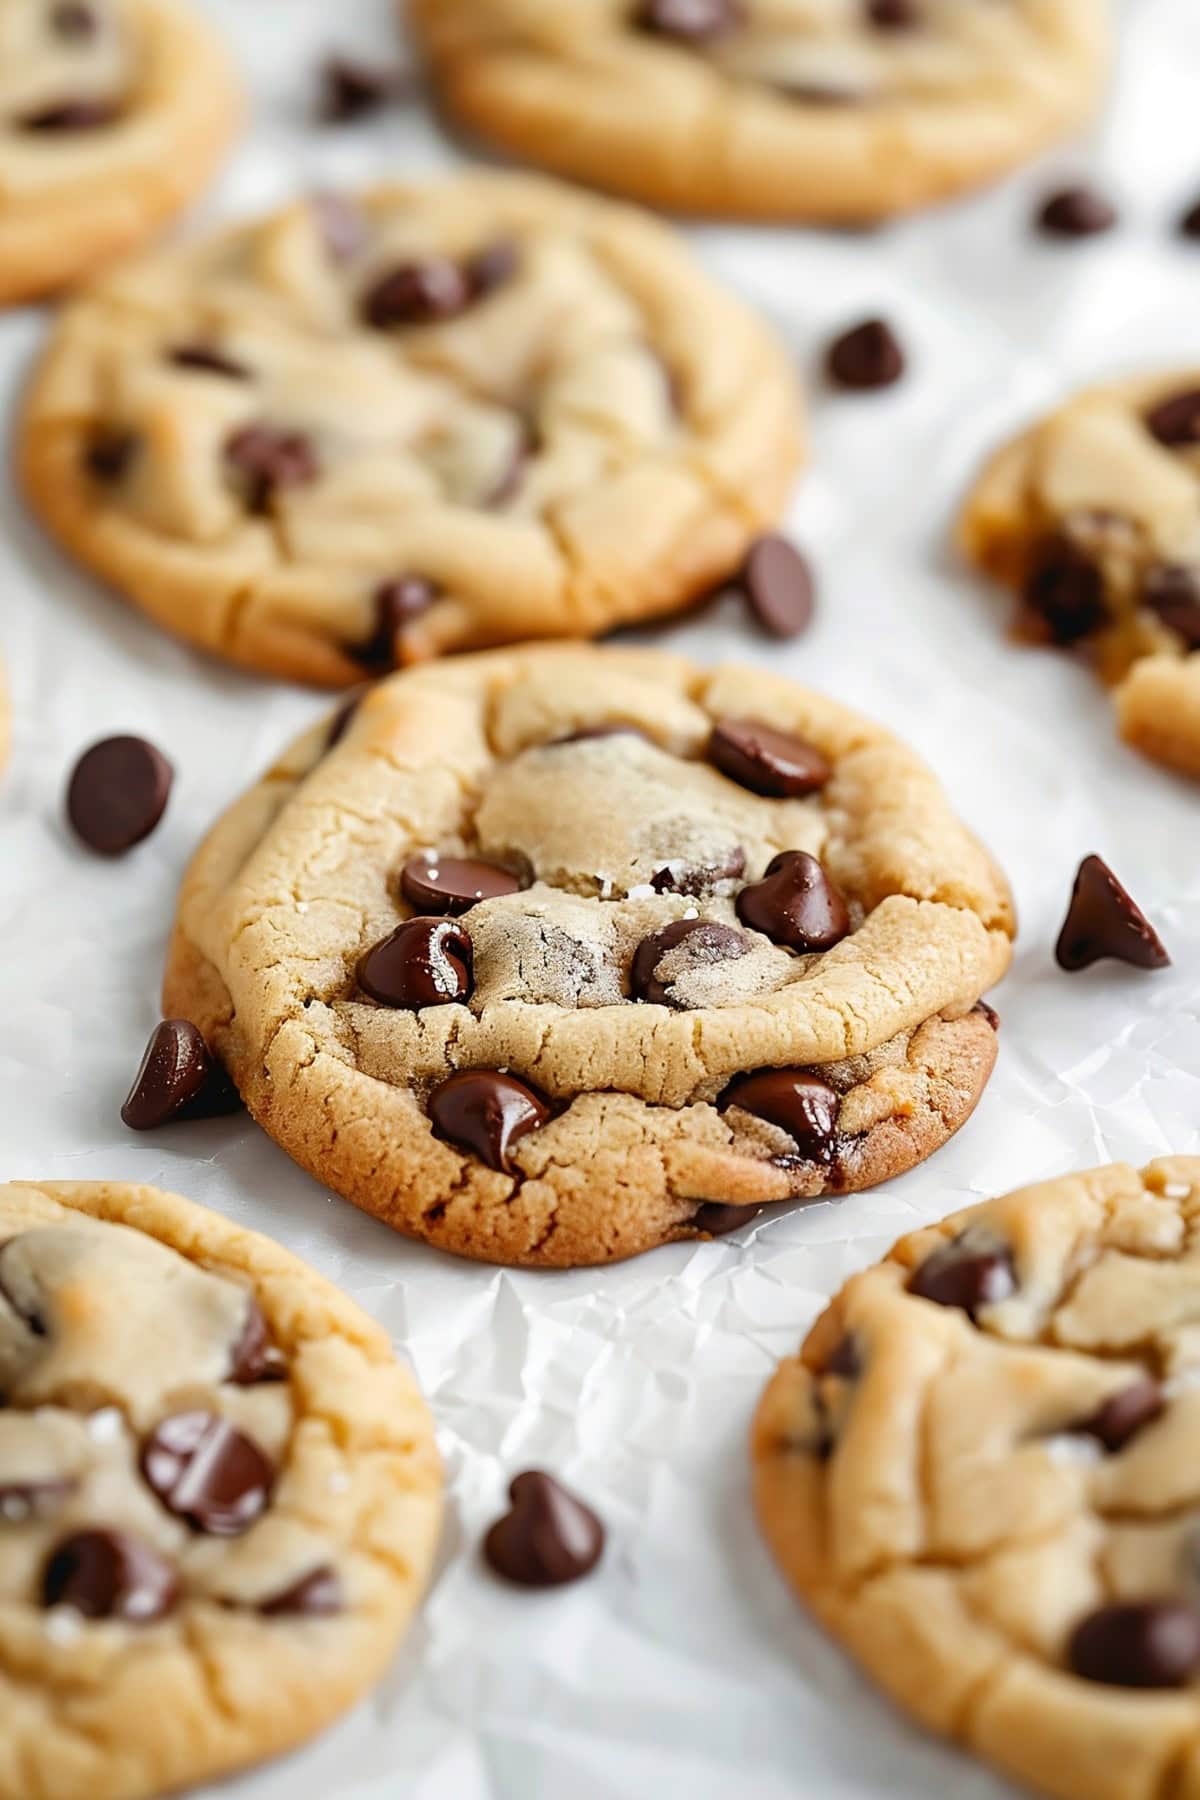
(690, 1201, 763, 1237)
(718, 1068, 840, 1164)
(973, 999, 1001, 1031)
(400, 855, 523, 916)
(650, 847, 746, 896)
(319, 56, 407, 123)
(734, 535, 817, 639)
(66, 735, 172, 855)
(1055, 855, 1171, 973)
(1076, 1378, 1164, 1453)
(629, 919, 751, 1006)
(224, 424, 319, 512)
(84, 430, 137, 483)
(908, 1235, 1016, 1316)
(865, 0, 920, 24)
(736, 851, 851, 953)
(1036, 185, 1118, 238)
(1178, 196, 1200, 241)
(484, 1470, 605, 1587)
(141, 1412, 273, 1536)
(361, 259, 472, 329)
(827, 317, 906, 390)
(1142, 565, 1200, 647)
(228, 1299, 287, 1386)
(1022, 534, 1107, 645)
(359, 917, 474, 1009)
(356, 576, 439, 670)
(1145, 388, 1200, 448)
(1068, 1602, 1200, 1688)
(708, 718, 832, 798)
(121, 1021, 227, 1131)
(428, 1070, 550, 1174)
(21, 99, 120, 131)
(42, 1529, 179, 1622)
(825, 1334, 862, 1378)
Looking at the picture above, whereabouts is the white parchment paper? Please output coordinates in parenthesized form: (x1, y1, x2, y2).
(2, 2, 1198, 1794)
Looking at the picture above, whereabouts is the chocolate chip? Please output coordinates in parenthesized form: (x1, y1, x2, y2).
(650, 847, 746, 896)
(633, 0, 741, 40)
(466, 240, 520, 299)
(908, 1235, 1017, 1316)
(865, 0, 920, 24)
(1142, 565, 1200, 648)
(319, 56, 406, 123)
(428, 1070, 551, 1174)
(718, 1068, 840, 1163)
(690, 1201, 763, 1237)
(1055, 855, 1171, 973)
(1179, 197, 1200, 240)
(259, 1565, 343, 1617)
(1036, 186, 1118, 238)
(629, 919, 751, 1006)
(400, 855, 523, 916)
(484, 1471, 605, 1587)
(326, 687, 367, 749)
(736, 851, 851, 953)
(973, 998, 1001, 1031)
(361, 259, 472, 330)
(708, 718, 832, 798)
(359, 917, 473, 1008)
(355, 576, 439, 670)
(42, 1530, 179, 1622)
(50, 2, 97, 38)
(121, 1020, 228, 1130)
(1068, 1603, 1200, 1688)
(0, 1479, 75, 1522)
(84, 430, 136, 483)
(1145, 388, 1200, 448)
(311, 191, 369, 263)
(141, 1412, 274, 1536)
(826, 318, 906, 391)
(224, 425, 319, 512)
(66, 734, 172, 855)
(733, 535, 816, 640)
(21, 99, 120, 131)
(228, 1299, 287, 1386)
(1022, 534, 1106, 645)
(167, 344, 250, 380)
(1076, 1378, 1165, 1453)
(825, 1334, 862, 1378)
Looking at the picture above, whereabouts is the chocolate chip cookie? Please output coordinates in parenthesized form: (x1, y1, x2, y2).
(164, 644, 1014, 1268)
(754, 1157, 1200, 1800)
(20, 175, 802, 684)
(0, 1178, 441, 1800)
(961, 374, 1200, 781)
(0, 0, 240, 305)
(410, 1, 1109, 224)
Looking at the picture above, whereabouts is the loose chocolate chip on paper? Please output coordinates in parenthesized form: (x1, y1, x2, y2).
(400, 855, 523, 917)
(734, 535, 817, 640)
(167, 344, 250, 380)
(122, 1020, 240, 1130)
(1145, 388, 1200, 447)
(484, 1470, 605, 1587)
(1142, 565, 1200, 648)
(67, 734, 172, 855)
(908, 1235, 1016, 1316)
(1076, 1378, 1164, 1454)
(259, 1565, 343, 1617)
(228, 1298, 288, 1386)
(718, 1068, 840, 1164)
(633, 0, 742, 42)
(42, 1529, 179, 1622)
(1055, 854, 1171, 973)
(225, 425, 319, 512)
(736, 851, 851, 953)
(1069, 1602, 1200, 1689)
(141, 1412, 274, 1536)
(1022, 535, 1107, 645)
(973, 998, 1001, 1031)
(360, 917, 474, 1009)
(319, 55, 410, 123)
(826, 317, 906, 390)
(428, 1070, 551, 1174)
(1178, 197, 1200, 240)
(691, 1201, 763, 1237)
(629, 919, 751, 1006)
(1036, 185, 1118, 238)
(361, 259, 472, 329)
(708, 718, 831, 798)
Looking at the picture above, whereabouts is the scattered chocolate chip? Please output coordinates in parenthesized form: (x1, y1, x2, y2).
(228, 1299, 287, 1386)
(42, 1529, 179, 1622)
(1076, 1378, 1165, 1453)
(142, 1412, 273, 1536)
(361, 259, 472, 330)
(1068, 1602, 1200, 1688)
(825, 1334, 862, 1378)
(355, 576, 439, 670)
(1022, 534, 1107, 645)
(1036, 185, 1118, 238)
(400, 855, 523, 917)
(708, 718, 832, 798)
(908, 1235, 1017, 1316)
(359, 917, 474, 1009)
(484, 1471, 605, 1587)
(1145, 388, 1200, 448)
(733, 535, 816, 639)
(224, 425, 319, 513)
(84, 430, 136, 484)
(66, 734, 172, 855)
(466, 240, 520, 299)
(826, 317, 906, 391)
(21, 99, 120, 131)
(1055, 855, 1171, 973)
(690, 1201, 763, 1236)
(311, 190, 369, 263)
(319, 56, 408, 123)
(0, 1479, 75, 1522)
(121, 1020, 236, 1130)
(629, 919, 751, 1006)
(50, 2, 97, 36)
(1178, 197, 1200, 240)
(718, 1068, 840, 1164)
(259, 1565, 343, 1617)
(1142, 565, 1200, 648)
(973, 998, 1001, 1031)
(428, 1070, 551, 1174)
(650, 847, 746, 896)
(167, 344, 250, 380)
(736, 851, 851, 953)
(865, 0, 920, 25)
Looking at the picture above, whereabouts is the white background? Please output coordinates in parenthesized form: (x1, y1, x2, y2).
(2, 2, 1198, 1795)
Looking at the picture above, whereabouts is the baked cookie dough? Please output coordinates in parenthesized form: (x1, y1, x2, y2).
(754, 1157, 1200, 1800)
(20, 174, 802, 684)
(0, 0, 240, 306)
(0, 1178, 441, 1800)
(410, 0, 1109, 224)
(961, 374, 1200, 781)
(164, 644, 1014, 1269)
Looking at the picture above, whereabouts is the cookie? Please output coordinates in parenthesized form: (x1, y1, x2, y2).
(409, 0, 1109, 224)
(961, 374, 1200, 782)
(0, 1178, 441, 1800)
(163, 643, 1014, 1269)
(20, 174, 803, 684)
(753, 1158, 1200, 1800)
(0, 0, 241, 306)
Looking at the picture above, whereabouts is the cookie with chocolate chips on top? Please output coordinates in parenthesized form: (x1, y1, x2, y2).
(163, 643, 1014, 1269)
(410, 0, 1109, 223)
(0, 0, 240, 305)
(20, 172, 802, 684)
(0, 1179, 441, 1800)
(754, 1158, 1200, 1800)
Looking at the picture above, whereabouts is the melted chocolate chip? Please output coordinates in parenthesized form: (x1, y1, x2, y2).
(690, 1201, 763, 1237)
(908, 1235, 1016, 1316)
(1055, 855, 1171, 973)
(67, 735, 172, 855)
(718, 1069, 840, 1164)
(259, 1565, 343, 1617)
(0, 1479, 75, 1522)
(311, 191, 369, 263)
(228, 1299, 287, 1385)
(466, 240, 520, 299)
(736, 851, 851, 953)
(650, 847, 746, 896)
(42, 1530, 179, 1622)
(708, 718, 832, 798)
(167, 344, 250, 380)
(484, 1471, 605, 1587)
(734, 536, 817, 640)
(357, 576, 439, 670)
(84, 430, 136, 483)
(1036, 185, 1118, 238)
(400, 855, 523, 916)
(1145, 388, 1200, 447)
(121, 1020, 237, 1130)
(1142, 565, 1200, 647)
(629, 919, 751, 1006)
(1022, 535, 1107, 645)
(359, 917, 473, 1008)
(1068, 1602, 1200, 1688)
(319, 56, 406, 123)
(865, 0, 920, 24)
(225, 425, 319, 512)
(825, 1334, 862, 1378)
(21, 99, 120, 131)
(141, 1412, 274, 1536)
(826, 318, 906, 391)
(361, 259, 472, 329)
(1076, 1378, 1164, 1453)
(428, 1071, 551, 1174)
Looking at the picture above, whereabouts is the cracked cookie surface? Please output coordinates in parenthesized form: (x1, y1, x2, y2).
(0, 0, 240, 305)
(0, 1179, 441, 1800)
(961, 373, 1200, 782)
(410, 0, 1109, 223)
(19, 172, 802, 683)
(754, 1158, 1200, 1800)
(164, 643, 1014, 1269)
